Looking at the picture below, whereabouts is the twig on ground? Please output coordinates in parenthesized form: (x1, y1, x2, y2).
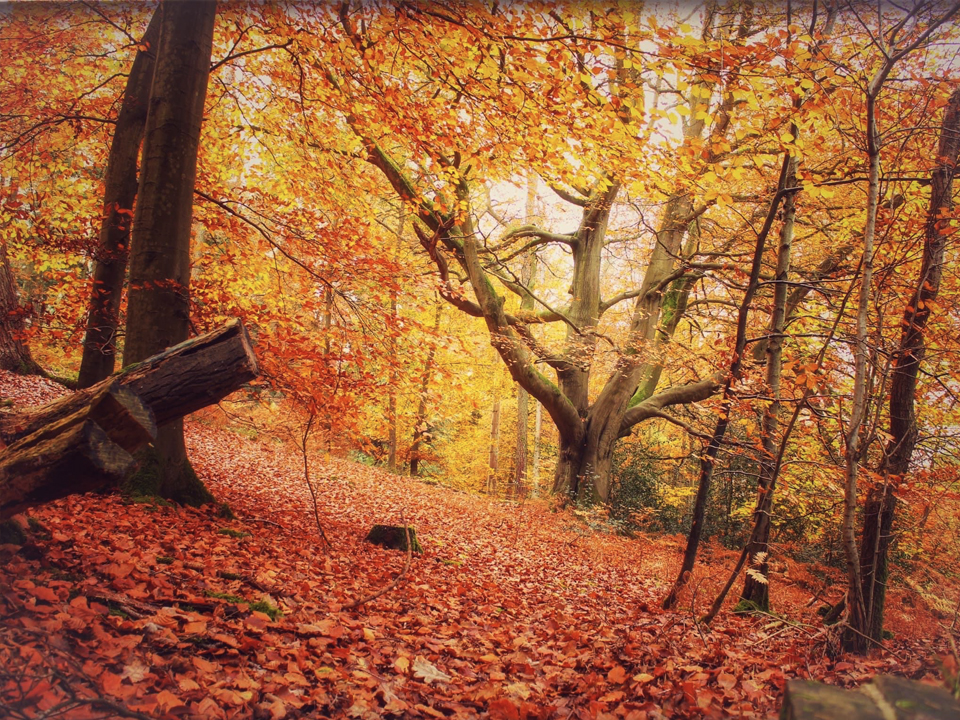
(300, 413, 333, 551)
(248, 517, 283, 528)
(691, 577, 709, 650)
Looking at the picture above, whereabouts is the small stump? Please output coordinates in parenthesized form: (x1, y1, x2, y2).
(365, 525, 422, 553)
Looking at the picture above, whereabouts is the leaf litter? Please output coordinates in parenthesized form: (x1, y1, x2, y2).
(0, 371, 952, 719)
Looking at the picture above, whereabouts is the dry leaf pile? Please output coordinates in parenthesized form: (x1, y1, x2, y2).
(0, 371, 950, 719)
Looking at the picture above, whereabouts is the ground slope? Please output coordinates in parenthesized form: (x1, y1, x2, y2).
(0, 371, 951, 719)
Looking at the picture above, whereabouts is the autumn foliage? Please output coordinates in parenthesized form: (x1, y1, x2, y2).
(2, 0, 960, 716)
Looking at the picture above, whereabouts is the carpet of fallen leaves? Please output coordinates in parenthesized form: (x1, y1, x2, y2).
(0, 370, 954, 720)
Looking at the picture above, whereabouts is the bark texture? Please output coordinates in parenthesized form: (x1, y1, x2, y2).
(0, 381, 155, 518)
(122, 0, 216, 505)
(0, 241, 39, 374)
(858, 87, 960, 646)
(0, 319, 257, 444)
(77, 8, 161, 388)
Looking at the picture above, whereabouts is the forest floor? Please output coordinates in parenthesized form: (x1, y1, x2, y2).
(0, 370, 955, 720)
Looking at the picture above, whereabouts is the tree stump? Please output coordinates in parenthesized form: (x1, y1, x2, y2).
(365, 525, 422, 553)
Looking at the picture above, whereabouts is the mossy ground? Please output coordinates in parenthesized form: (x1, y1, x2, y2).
(0, 520, 26, 545)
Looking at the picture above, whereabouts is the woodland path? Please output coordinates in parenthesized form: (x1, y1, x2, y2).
(0, 370, 949, 720)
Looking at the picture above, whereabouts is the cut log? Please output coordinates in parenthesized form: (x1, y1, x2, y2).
(1, 417, 136, 519)
(0, 379, 155, 452)
(0, 319, 258, 519)
(0, 319, 258, 444)
(779, 676, 960, 720)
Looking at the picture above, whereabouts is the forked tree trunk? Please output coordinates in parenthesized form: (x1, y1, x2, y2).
(122, 0, 216, 505)
(77, 8, 161, 388)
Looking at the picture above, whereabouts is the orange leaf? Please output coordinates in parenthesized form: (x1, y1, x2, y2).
(156, 690, 185, 711)
(488, 698, 520, 720)
(607, 665, 627, 684)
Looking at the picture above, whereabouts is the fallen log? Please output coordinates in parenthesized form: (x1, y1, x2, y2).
(0, 319, 258, 518)
(0, 410, 142, 519)
(0, 318, 258, 444)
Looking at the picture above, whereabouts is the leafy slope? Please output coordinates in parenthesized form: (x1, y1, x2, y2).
(0, 372, 950, 720)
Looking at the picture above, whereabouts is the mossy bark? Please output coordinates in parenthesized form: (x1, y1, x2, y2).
(124, 423, 212, 507)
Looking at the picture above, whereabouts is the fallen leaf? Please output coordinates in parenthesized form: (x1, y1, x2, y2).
(413, 655, 451, 684)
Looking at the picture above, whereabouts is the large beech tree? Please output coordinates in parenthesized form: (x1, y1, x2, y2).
(123, 0, 217, 504)
(275, 2, 800, 502)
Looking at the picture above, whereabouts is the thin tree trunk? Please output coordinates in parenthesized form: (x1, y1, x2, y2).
(0, 240, 40, 374)
(488, 394, 501, 495)
(409, 301, 441, 476)
(859, 87, 960, 646)
(840, 1, 960, 655)
(386, 209, 404, 472)
(663, 155, 793, 611)
(513, 173, 539, 497)
(741, 152, 798, 609)
(531, 400, 542, 495)
(77, 9, 161, 388)
(122, 0, 216, 506)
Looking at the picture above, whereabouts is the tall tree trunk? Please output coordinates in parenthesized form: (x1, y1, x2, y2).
(662, 155, 793, 610)
(409, 301, 441, 476)
(487, 393, 501, 495)
(386, 209, 404, 473)
(741, 152, 798, 609)
(122, 0, 216, 506)
(859, 87, 960, 646)
(531, 400, 542, 495)
(77, 9, 161, 388)
(0, 240, 40, 374)
(840, 1, 959, 655)
(513, 173, 539, 496)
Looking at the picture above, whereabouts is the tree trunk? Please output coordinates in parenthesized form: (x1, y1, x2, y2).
(77, 8, 161, 388)
(663, 154, 793, 611)
(531, 400, 541, 495)
(122, 0, 216, 505)
(513, 173, 539, 497)
(386, 209, 404, 472)
(858, 87, 960, 646)
(0, 380, 155, 518)
(0, 240, 40, 374)
(0, 319, 257, 444)
(409, 301, 441, 476)
(487, 394, 501, 495)
(741, 152, 799, 610)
